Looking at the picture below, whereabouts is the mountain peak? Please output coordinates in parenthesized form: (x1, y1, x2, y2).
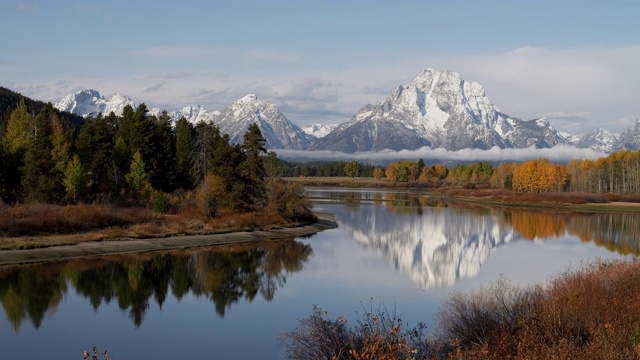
(238, 94, 259, 103)
(55, 89, 134, 118)
(215, 94, 310, 150)
(310, 68, 569, 152)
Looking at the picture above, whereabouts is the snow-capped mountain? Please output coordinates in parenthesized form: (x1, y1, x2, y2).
(54, 82, 632, 154)
(560, 131, 582, 145)
(170, 105, 220, 124)
(576, 128, 617, 153)
(614, 119, 640, 151)
(310, 69, 566, 152)
(214, 94, 311, 150)
(54, 89, 134, 118)
(301, 123, 338, 138)
(507, 117, 568, 148)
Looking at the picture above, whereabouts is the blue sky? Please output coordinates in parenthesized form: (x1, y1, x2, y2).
(2, 0, 640, 134)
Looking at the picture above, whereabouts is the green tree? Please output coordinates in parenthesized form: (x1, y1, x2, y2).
(63, 154, 89, 201)
(174, 116, 194, 189)
(76, 113, 117, 194)
(125, 151, 152, 199)
(150, 110, 175, 192)
(21, 104, 63, 203)
(4, 98, 31, 155)
(112, 136, 130, 191)
(239, 123, 267, 207)
(344, 160, 361, 178)
(3, 99, 32, 201)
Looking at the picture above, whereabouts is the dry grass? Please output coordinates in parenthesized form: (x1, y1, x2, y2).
(438, 259, 640, 359)
(0, 200, 305, 251)
(0, 203, 156, 237)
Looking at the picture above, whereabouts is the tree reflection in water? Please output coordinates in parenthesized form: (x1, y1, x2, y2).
(0, 238, 312, 332)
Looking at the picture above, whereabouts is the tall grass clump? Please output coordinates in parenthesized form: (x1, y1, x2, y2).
(436, 259, 640, 359)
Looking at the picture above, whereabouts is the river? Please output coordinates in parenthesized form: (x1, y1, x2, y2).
(0, 187, 635, 359)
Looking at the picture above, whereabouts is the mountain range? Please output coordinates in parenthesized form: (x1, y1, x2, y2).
(51, 69, 639, 153)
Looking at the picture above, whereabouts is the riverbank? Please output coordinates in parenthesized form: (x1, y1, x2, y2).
(286, 177, 640, 213)
(0, 212, 336, 266)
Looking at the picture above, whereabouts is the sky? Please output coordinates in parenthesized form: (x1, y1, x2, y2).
(2, 0, 640, 136)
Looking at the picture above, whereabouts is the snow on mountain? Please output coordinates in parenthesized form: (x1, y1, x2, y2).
(614, 119, 640, 151)
(54, 89, 134, 118)
(576, 128, 617, 153)
(506, 117, 568, 149)
(560, 131, 582, 145)
(170, 105, 220, 125)
(301, 123, 338, 138)
(309, 69, 563, 152)
(214, 94, 311, 150)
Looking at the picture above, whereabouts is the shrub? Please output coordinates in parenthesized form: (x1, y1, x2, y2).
(153, 192, 171, 214)
(266, 180, 315, 221)
(279, 305, 433, 360)
(196, 173, 225, 217)
(436, 259, 640, 359)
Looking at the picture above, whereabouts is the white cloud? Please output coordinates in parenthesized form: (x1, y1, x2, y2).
(273, 145, 605, 164)
(434, 46, 640, 133)
(9, 45, 640, 136)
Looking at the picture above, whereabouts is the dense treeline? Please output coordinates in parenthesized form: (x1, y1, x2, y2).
(269, 160, 376, 178)
(0, 99, 312, 221)
(341, 151, 640, 195)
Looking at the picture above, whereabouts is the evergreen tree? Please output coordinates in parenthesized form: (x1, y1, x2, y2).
(344, 160, 361, 178)
(125, 151, 152, 199)
(210, 135, 246, 209)
(239, 123, 267, 207)
(112, 136, 130, 191)
(22, 104, 63, 203)
(76, 113, 117, 194)
(129, 104, 155, 165)
(5, 98, 31, 155)
(174, 117, 194, 189)
(49, 114, 71, 179)
(2, 99, 31, 201)
(63, 154, 89, 202)
(150, 110, 175, 192)
(191, 121, 220, 185)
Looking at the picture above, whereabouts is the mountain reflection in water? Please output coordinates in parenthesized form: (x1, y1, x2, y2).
(0, 238, 311, 333)
(313, 189, 640, 289)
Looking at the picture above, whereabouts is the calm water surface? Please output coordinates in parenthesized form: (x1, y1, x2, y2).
(1, 187, 637, 359)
